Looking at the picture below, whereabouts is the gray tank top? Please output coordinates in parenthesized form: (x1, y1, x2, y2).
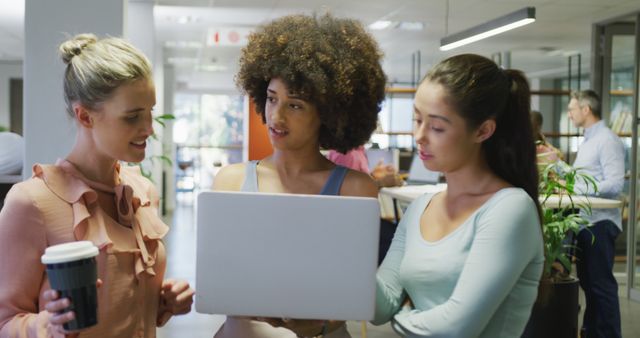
(240, 160, 348, 195)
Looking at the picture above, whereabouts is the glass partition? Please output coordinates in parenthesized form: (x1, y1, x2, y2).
(594, 13, 639, 302)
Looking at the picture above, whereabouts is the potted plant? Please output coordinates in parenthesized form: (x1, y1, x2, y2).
(522, 161, 597, 338)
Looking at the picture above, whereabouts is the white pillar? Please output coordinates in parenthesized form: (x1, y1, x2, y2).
(162, 64, 176, 213)
(126, 0, 155, 62)
(126, 0, 168, 210)
(23, 0, 125, 178)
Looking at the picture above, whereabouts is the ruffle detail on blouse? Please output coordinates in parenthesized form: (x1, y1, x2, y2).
(32, 160, 169, 279)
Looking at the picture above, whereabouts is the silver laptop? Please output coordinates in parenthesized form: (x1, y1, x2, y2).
(406, 154, 441, 185)
(195, 191, 380, 321)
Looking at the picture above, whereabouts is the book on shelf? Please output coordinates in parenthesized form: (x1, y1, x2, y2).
(611, 110, 632, 135)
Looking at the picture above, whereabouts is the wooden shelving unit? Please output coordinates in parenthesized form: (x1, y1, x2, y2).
(385, 87, 633, 97)
(385, 87, 416, 94)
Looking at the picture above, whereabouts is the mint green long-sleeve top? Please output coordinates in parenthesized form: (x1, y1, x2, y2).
(373, 188, 544, 337)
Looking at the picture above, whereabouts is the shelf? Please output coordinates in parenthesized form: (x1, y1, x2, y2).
(385, 88, 573, 96)
(543, 132, 581, 137)
(386, 88, 632, 96)
(611, 89, 634, 97)
(374, 131, 413, 136)
(531, 89, 570, 96)
(543, 132, 631, 137)
(385, 87, 416, 94)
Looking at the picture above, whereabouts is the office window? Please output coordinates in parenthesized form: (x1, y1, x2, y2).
(173, 93, 243, 195)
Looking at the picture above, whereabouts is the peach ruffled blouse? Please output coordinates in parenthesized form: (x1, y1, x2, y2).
(0, 159, 169, 338)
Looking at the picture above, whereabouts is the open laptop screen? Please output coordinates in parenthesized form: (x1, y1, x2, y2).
(195, 191, 380, 320)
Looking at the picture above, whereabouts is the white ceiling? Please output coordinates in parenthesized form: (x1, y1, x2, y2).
(1, 0, 639, 92)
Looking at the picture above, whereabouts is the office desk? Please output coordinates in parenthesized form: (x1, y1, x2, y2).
(0, 175, 21, 210)
(380, 184, 446, 204)
(378, 184, 446, 222)
(0, 175, 21, 184)
(541, 194, 622, 209)
(379, 184, 623, 222)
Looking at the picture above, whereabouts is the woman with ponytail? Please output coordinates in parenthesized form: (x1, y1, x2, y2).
(373, 54, 544, 337)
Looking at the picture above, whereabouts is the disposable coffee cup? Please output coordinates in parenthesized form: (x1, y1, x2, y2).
(41, 241, 99, 331)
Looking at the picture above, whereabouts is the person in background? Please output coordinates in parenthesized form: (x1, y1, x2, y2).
(326, 146, 369, 174)
(0, 34, 194, 338)
(0, 131, 24, 175)
(373, 54, 544, 337)
(212, 13, 386, 338)
(530, 110, 563, 167)
(326, 146, 402, 265)
(568, 89, 624, 338)
(326, 147, 403, 188)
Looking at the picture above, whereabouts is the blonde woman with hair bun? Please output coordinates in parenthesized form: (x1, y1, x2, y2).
(0, 34, 194, 337)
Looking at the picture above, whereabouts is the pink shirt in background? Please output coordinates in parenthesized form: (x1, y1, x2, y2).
(326, 146, 369, 174)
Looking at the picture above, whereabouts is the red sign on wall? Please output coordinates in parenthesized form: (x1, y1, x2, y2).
(206, 28, 251, 46)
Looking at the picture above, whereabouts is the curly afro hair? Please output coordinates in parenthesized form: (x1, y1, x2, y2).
(236, 13, 387, 154)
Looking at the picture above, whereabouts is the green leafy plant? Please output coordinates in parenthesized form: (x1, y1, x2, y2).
(539, 161, 597, 282)
(132, 114, 175, 180)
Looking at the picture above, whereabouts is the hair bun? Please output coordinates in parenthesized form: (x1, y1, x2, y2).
(59, 33, 98, 64)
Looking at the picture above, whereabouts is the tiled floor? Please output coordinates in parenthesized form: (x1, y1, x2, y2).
(158, 202, 640, 338)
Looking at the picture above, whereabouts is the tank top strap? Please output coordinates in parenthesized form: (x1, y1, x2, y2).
(240, 160, 259, 192)
(319, 165, 348, 196)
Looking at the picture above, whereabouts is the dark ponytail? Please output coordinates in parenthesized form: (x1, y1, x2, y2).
(485, 69, 540, 216)
(425, 54, 541, 221)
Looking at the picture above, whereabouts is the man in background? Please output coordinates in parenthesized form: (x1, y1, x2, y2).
(568, 90, 624, 338)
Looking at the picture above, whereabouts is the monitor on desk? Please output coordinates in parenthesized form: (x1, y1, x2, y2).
(365, 148, 399, 171)
(406, 154, 440, 185)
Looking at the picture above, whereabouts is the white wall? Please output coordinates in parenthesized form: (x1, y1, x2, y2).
(23, 0, 125, 178)
(0, 61, 22, 129)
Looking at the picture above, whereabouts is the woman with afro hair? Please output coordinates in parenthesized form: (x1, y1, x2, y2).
(212, 13, 387, 338)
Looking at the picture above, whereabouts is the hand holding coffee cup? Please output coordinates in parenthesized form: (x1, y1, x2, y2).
(41, 241, 99, 332)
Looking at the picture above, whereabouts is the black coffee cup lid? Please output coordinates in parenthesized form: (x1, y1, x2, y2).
(41, 241, 99, 264)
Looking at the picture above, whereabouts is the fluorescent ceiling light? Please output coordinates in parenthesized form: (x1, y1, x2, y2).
(369, 20, 392, 30)
(440, 7, 535, 51)
(164, 41, 203, 49)
(197, 64, 228, 72)
(369, 20, 424, 31)
(0, 0, 24, 17)
(163, 15, 200, 24)
(396, 21, 424, 31)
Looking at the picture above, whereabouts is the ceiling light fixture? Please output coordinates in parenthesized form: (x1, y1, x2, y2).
(368, 20, 392, 30)
(396, 21, 424, 31)
(368, 20, 424, 31)
(440, 7, 535, 51)
(164, 41, 204, 49)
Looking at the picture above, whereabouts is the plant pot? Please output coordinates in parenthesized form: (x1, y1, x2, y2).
(521, 278, 580, 338)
